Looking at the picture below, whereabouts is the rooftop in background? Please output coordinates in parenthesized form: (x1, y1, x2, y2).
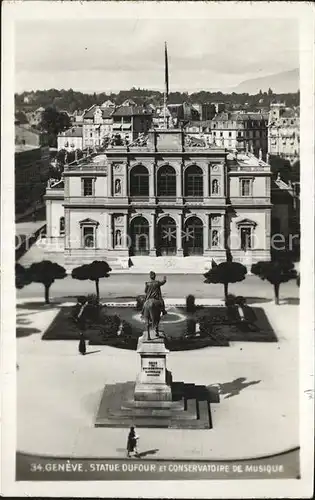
(83, 105, 114, 119)
(58, 126, 83, 137)
(213, 112, 268, 122)
(226, 150, 270, 169)
(113, 105, 152, 117)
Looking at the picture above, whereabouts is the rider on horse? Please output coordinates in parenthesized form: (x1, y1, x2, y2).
(142, 271, 167, 317)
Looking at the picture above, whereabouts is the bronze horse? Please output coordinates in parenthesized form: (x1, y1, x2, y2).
(142, 298, 163, 340)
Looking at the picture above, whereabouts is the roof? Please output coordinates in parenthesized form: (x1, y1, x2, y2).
(279, 109, 299, 119)
(187, 120, 212, 128)
(113, 105, 151, 117)
(59, 126, 83, 137)
(213, 112, 268, 122)
(83, 105, 114, 119)
(227, 151, 270, 168)
(101, 100, 115, 107)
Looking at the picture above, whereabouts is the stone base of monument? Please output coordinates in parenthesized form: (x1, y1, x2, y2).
(134, 333, 172, 402)
(95, 332, 218, 428)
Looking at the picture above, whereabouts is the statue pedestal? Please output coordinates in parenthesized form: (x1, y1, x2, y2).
(134, 333, 172, 402)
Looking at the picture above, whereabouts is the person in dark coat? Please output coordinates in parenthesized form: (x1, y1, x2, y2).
(127, 426, 139, 457)
(78, 332, 86, 355)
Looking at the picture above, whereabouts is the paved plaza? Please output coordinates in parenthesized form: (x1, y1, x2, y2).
(16, 277, 299, 461)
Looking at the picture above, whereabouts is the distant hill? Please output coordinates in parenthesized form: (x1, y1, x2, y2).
(234, 69, 299, 94)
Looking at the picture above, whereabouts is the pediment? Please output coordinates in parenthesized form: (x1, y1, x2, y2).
(236, 218, 257, 227)
(79, 218, 99, 226)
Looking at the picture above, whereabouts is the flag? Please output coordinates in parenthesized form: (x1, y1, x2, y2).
(164, 42, 169, 97)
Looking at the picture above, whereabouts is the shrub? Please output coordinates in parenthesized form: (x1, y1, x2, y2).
(136, 295, 146, 311)
(118, 320, 133, 338)
(86, 294, 99, 307)
(225, 294, 236, 307)
(199, 317, 228, 346)
(185, 318, 196, 337)
(101, 314, 121, 338)
(186, 295, 196, 313)
(235, 296, 246, 306)
(199, 317, 214, 337)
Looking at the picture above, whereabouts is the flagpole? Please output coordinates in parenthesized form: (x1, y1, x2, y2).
(164, 41, 169, 129)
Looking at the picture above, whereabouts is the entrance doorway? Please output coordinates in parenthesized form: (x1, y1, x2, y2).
(157, 216, 177, 256)
(183, 216, 203, 256)
(129, 216, 149, 255)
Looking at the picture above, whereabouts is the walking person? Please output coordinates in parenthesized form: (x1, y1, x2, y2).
(78, 332, 86, 355)
(127, 426, 139, 457)
(75, 297, 88, 355)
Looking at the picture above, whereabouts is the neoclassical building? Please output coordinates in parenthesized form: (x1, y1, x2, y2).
(45, 129, 272, 269)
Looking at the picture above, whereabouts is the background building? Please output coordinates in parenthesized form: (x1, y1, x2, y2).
(268, 103, 300, 164)
(111, 105, 153, 141)
(82, 105, 114, 148)
(57, 126, 83, 151)
(210, 112, 268, 156)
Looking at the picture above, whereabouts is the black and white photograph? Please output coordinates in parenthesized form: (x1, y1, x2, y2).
(1, 1, 314, 498)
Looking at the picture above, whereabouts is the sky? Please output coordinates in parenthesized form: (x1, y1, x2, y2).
(15, 18, 299, 93)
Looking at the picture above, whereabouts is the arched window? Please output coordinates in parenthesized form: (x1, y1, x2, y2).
(130, 165, 149, 197)
(212, 179, 219, 195)
(59, 216, 65, 236)
(157, 165, 176, 197)
(185, 165, 203, 197)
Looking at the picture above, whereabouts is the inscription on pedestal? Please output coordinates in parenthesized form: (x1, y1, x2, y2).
(142, 361, 164, 377)
(134, 338, 172, 401)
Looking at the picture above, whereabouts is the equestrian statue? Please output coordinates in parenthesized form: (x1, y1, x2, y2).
(141, 271, 167, 341)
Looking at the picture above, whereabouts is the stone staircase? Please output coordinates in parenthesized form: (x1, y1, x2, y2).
(128, 256, 216, 274)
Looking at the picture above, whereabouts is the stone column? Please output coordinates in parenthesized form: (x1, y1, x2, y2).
(203, 214, 209, 252)
(149, 163, 155, 200)
(176, 213, 183, 256)
(149, 212, 156, 256)
(64, 208, 70, 249)
(176, 165, 183, 203)
(123, 213, 129, 249)
(122, 163, 128, 197)
(204, 165, 209, 198)
(107, 164, 112, 197)
(107, 213, 113, 250)
(46, 200, 52, 239)
(265, 208, 271, 252)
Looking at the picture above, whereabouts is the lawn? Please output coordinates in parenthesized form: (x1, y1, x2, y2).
(41, 304, 277, 350)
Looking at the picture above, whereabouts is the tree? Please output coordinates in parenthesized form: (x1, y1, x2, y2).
(39, 107, 71, 147)
(28, 260, 66, 304)
(251, 259, 297, 305)
(204, 260, 247, 299)
(15, 263, 32, 289)
(71, 260, 112, 302)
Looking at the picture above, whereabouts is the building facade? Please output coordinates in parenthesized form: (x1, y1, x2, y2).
(45, 129, 272, 269)
(210, 112, 268, 156)
(82, 105, 114, 148)
(112, 105, 153, 142)
(80, 104, 153, 148)
(268, 104, 300, 164)
(57, 126, 83, 151)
